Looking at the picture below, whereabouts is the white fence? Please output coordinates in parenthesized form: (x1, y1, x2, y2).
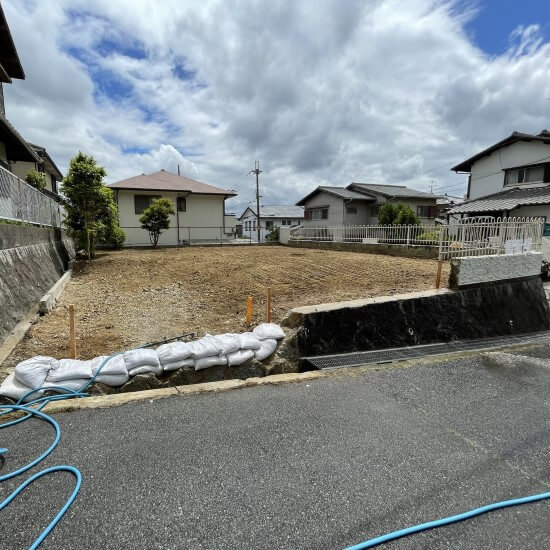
(0, 164, 63, 227)
(289, 218, 544, 260)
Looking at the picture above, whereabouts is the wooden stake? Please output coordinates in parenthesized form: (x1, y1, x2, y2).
(69, 304, 77, 359)
(435, 260, 443, 289)
(246, 296, 253, 325)
(266, 288, 272, 322)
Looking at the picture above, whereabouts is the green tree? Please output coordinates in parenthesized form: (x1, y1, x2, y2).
(62, 152, 120, 259)
(378, 202, 420, 225)
(97, 187, 126, 248)
(26, 169, 47, 191)
(139, 198, 175, 247)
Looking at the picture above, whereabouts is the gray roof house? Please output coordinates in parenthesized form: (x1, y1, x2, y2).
(238, 205, 305, 242)
(448, 130, 550, 220)
(296, 182, 439, 225)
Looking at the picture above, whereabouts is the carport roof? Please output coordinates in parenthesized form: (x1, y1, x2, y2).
(108, 170, 237, 196)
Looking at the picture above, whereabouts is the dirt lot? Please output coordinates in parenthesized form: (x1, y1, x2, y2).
(2, 246, 448, 375)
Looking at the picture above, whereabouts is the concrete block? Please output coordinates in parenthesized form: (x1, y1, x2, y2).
(39, 269, 72, 314)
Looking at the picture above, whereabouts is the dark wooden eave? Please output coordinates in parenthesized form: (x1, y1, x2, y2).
(0, 3, 25, 82)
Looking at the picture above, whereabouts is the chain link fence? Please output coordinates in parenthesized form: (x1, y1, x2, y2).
(0, 164, 63, 227)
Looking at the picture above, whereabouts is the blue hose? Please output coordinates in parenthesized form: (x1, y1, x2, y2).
(344, 490, 550, 549)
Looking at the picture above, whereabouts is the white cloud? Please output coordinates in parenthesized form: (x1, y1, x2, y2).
(3, 0, 550, 215)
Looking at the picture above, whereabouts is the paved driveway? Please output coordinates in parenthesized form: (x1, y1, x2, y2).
(1, 345, 549, 549)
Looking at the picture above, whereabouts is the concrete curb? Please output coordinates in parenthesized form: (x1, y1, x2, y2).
(39, 269, 72, 314)
(0, 305, 40, 367)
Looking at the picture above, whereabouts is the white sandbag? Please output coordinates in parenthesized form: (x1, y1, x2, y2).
(238, 332, 262, 350)
(195, 355, 227, 371)
(156, 342, 191, 365)
(43, 378, 90, 392)
(46, 359, 93, 383)
(213, 333, 241, 355)
(252, 323, 285, 340)
(14, 356, 56, 389)
(91, 355, 129, 386)
(188, 335, 223, 359)
(123, 349, 160, 371)
(128, 364, 163, 376)
(254, 339, 278, 361)
(227, 349, 254, 366)
(0, 373, 43, 402)
(163, 358, 195, 371)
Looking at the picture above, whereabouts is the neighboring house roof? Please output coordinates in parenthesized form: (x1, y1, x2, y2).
(0, 112, 40, 162)
(295, 185, 375, 206)
(238, 205, 304, 221)
(107, 170, 237, 196)
(447, 185, 550, 214)
(452, 130, 550, 173)
(28, 143, 63, 180)
(0, 3, 25, 82)
(349, 182, 438, 200)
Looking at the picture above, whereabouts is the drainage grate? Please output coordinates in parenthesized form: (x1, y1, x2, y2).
(303, 331, 550, 370)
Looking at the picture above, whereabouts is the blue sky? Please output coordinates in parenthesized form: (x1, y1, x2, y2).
(467, 0, 550, 55)
(3, 0, 550, 213)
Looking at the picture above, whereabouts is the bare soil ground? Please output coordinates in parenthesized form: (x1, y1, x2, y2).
(1, 246, 449, 377)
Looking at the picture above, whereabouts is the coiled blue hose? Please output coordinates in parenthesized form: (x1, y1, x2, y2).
(344, 490, 550, 549)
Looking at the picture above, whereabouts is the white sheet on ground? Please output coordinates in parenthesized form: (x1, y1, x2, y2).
(156, 342, 192, 365)
(195, 355, 227, 371)
(163, 358, 195, 371)
(213, 334, 241, 355)
(0, 373, 44, 402)
(46, 359, 93, 383)
(238, 332, 262, 350)
(252, 323, 285, 340)
(254, 339, 278, 361)
(227, 349, 254, 366)
(91, 355, 129, 386)
(189, 335, 223, 359)
(14, 356, 56, 389)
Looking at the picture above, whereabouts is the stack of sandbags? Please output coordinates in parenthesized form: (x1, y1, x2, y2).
(252, 323, 285, 361)
(45, 359, 93, 391)
(156, 342, 194, 371)
(122, 349, 162, 376)
(91, 355, 129, 386)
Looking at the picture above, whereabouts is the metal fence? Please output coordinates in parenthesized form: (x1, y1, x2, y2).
(0, 163, 63, 227)
(289, 218, 544, 260)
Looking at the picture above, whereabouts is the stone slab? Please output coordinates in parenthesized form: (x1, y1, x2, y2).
(39, 269, 72, 314)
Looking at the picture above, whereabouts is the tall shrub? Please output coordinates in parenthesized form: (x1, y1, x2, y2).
(139, 198, 175, 247)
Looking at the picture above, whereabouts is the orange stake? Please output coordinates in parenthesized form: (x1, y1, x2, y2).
(246, 296, 253, 325)
(266, 288, 272, 322)
(69, 304, 77, 359)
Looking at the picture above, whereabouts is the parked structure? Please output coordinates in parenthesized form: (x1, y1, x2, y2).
(0, 4, 63, 226)
(238, 205, 304, 242)
(448, 130, 550, 220)
(108, 170, 237, 246)
(296, 183, 439, 226)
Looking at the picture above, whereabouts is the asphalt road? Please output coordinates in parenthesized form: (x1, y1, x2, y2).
(1, 345, 549, 549)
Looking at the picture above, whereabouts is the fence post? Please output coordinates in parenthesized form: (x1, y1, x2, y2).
(435, 225, 445, 289)
(220, 226, 223, 245)
(406, 225, 411, 247)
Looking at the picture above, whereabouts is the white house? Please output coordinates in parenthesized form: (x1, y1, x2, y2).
(238, 205, 304, 242)
(296, 183, 439, 225)
(448, 130, 550, 220)
(108, 170, 237, 246)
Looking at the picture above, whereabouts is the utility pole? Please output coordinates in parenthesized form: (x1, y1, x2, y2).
(250, 161, 262, 243)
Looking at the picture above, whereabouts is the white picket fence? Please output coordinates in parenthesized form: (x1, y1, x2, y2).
(0, 163, 63, 227)
(289, 218, 544, 260)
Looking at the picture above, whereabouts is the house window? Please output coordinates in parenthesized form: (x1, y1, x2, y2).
(417, 205, 431, 218)
(177, 197, 187, 211)
(280, 219, 292, 225)
(134, 194, 161, 214)
(368, 206, 380, 217)
(50, 175, 57, 194)
(505, 165, 546, 186)
(346, 206, 358, 215)
(265, 221, 274, 230)
(305, 208, 328, 220)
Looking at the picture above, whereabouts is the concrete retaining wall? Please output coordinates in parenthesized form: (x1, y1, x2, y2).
(287, 278, 550, 356)
(449, 252, 542, 289)
(0, 225, 74, 343)
(284, 240, 438, 259)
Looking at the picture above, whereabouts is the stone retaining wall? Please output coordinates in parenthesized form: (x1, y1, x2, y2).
(284, 240, 438, 259)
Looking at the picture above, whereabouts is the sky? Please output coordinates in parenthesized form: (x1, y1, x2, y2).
(3, 0, 550, 215)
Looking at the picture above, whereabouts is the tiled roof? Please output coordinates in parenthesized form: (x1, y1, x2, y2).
(319, 186, 373, 200)
(108, 170, 236, 196)
(350, 183, 438, 199)
(447, 185, 550, 214)
(259, 205, 304, 218)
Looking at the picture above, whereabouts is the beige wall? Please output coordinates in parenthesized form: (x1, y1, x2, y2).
(9, 160, 58, 193)
(116, 189, 229, 246)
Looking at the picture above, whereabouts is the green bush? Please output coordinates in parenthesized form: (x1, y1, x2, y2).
(378, 202, 420, 225)
(139, 198, 175, 247)
(26, 169, 47, 191)
(266, 226, 280, 242)
(416, 229, 440, 241)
